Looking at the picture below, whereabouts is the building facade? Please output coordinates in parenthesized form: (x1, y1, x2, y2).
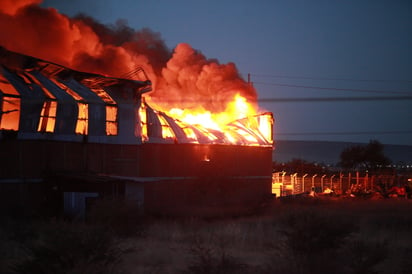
(0, 47, 274, 217)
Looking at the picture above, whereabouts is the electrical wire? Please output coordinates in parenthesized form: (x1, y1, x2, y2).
(250, 73, 412, 84)
(276, 130, 412, 136)
(258, 95, 412, 102)
(253, 81, 412, 95)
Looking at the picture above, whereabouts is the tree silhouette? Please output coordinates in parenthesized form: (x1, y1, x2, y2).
(339, 140, 391, 171)
(273, 158, 328, 175)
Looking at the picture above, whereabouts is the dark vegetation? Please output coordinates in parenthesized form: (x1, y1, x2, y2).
(1, 198, 412, 274)
(273, 140, 395, 175)
(273, 158, 329, 175)
(1, 139, 410, 273)
(339, 140, 392, 172)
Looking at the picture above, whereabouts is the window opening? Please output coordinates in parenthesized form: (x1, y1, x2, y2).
(0, 96, 20, 130)
(37, 100, 57, 132)
(86, 85, 118, 136)
(157, 112, 175, 139)
(138, 103, 148, 142)
(0, 73, 20, 130)
(49, 78, 88, 135)
(174, 120, 198, 142)
(76, 102, 88, 135)
(105, 105, 117, 135)
(19, 72, 58, 133)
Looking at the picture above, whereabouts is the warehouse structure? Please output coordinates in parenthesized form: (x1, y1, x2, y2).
(0, 47, 274, 217)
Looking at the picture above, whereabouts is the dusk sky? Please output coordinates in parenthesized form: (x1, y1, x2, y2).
(40, 0, 412, 146)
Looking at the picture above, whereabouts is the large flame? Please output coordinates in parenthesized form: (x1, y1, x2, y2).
(0, 0, 272, 145)
(152, 93, 255, 131)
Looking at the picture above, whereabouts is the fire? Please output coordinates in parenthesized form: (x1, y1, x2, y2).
(142, 93, 273, 145)
(0, 71, 20, 130)
(150, 93, 258, 141)
(0, 1, 273, 146)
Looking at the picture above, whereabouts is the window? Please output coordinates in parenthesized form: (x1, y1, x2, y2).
(105, 105, 118, 135)
(0, 96, 20, 130)
(157, 113, 175, 139)
(175, 120, 198, 142)
(0, 73, 20, 130)
(84, 85, 118, 136)
(75, 102, 88, 135)
(37, 100, 57, 132)
(138, 103, 148, 142)
(20, 72, 58, 133)
(49, 78, 89, 135)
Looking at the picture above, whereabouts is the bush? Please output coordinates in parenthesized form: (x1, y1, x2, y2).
(278, 209, 357, 254)
(339, 239, 388, 274)
(87, 198, 146, 238)
(269, 208, 357, 273)
(13, 221, 123, 274)
(184, 234, 248, 274)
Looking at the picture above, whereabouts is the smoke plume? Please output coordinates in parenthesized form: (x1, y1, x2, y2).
(0, 0, 257, 113)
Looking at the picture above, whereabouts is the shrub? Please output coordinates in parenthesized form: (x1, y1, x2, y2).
(340, 239, 388, 274)
(13, 221, 123, 274)
(87, 198, 146, 238)
(184, 234, 248, 274)
(269, 208, 358, 273)
(278, 209, 357, 254)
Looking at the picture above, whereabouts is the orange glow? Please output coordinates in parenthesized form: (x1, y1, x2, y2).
(0, 73, 19, 96)
(0, 3, 273, 144)
(37, 100, 57, 132)
(75, 102, 88, 135)
(0, 97, 20, 130)
(78, 81, 118, 135)
(174, 120, 198, 142)
(146, 93, 272, 146)
(258, 113, 274, 144)
(0, 0, 42, 16)
(159, 93, 256, 131)
(0, 72, 21, 130)
(138, 103, 148, 141)
(49, 78, 90, 135)
(157, 114, 175, 139)
(105, 105, 118, 135)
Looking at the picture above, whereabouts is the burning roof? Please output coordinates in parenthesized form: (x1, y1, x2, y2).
(0, 47, 273, 146)
(0, 1, 274, 147)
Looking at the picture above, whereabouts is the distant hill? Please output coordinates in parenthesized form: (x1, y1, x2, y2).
(273, 140, 412, 165)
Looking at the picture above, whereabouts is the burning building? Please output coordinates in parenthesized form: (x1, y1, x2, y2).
(0, 47, 274, 216)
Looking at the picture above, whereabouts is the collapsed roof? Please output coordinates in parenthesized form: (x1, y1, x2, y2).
(0, 47, 273, 146)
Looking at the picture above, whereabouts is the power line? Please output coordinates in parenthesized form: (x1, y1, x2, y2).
(143, 96, 412, 104)
(258, 95, 412, 102)
(276, 130, 412, 136)
(250, 73, 412, 84)
(253, 81, 412, 95)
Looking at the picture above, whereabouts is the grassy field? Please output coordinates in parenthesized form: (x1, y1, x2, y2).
(1, 197, 412, 274)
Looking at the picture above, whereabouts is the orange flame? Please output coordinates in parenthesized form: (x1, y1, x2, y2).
(0, 1, 273, 145)
(156, 93, 256, 132)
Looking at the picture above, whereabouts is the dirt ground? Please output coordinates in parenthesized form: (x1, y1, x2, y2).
(2, 197, 412, 274)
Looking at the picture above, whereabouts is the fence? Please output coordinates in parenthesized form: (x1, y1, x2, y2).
(271, 171, 401, 197)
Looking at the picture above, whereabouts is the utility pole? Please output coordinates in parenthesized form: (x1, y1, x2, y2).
(247, 73, 253, 87)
